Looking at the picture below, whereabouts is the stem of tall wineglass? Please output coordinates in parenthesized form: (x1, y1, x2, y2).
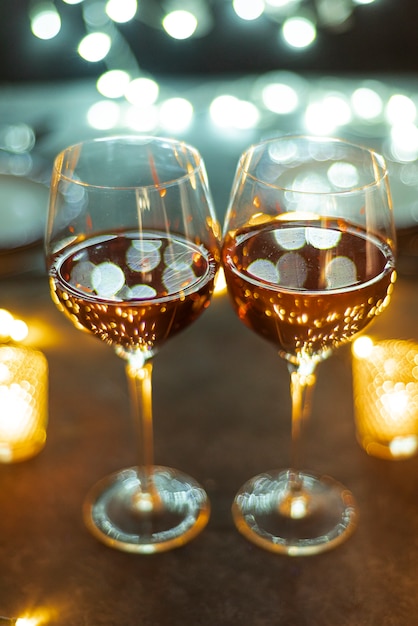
(285, 360, 317, 516)
(83, 347, 210, 553)
(125, 358, 161, 512)
(232, 350, 357, 555)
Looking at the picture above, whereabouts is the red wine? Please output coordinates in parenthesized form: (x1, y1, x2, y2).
(222, 219, 396, 362)
(49, 231, 217, 354)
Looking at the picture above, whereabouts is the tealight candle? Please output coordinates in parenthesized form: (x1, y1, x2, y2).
(352, 337, 418, 459)
(0, 345, 48, 462)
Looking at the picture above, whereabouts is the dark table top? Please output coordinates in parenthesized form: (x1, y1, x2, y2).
(0, 265, 418, 626)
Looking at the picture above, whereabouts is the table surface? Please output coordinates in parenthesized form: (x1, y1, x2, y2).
(0, 263, 418, 626)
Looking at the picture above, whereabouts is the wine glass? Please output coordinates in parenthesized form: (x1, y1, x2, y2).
(45, 136, 220, 553)
(222, 135, 396, 555)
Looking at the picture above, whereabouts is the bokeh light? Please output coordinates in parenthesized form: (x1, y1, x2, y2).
(304, 101, 336, 135)
(106, 0, 138, 23)
(125, 104, 159, 132)
(163, 11, 198, 40)
(87, 100, 121, 129)
(262, 82, 299, 114)
(351, 86, 384, 120)
(97, 70, 131, 98)
(282, 17, 316, 49)
(0, 309, 29, 343)
(30, 4, 61, 40)
(352, 335, 374, 358)
(159, 98, 194, 131)
(233, 0, 265, 21)
(78, 32, 111, 62)
(386, 94, 416, 126)
(390, 123, 418, 162)
(209, 94, 259, 129)
(125, 77, 159, 106)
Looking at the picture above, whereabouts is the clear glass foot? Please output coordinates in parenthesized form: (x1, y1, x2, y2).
(83, 466, 210, 553)
(232, 469, 358, 556)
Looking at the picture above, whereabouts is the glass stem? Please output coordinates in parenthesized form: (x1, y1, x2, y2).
(126, 358, 160, 512)
(288, 359, 317, 493)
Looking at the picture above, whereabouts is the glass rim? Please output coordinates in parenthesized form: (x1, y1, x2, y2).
(238, 134, 389, 195)
(53, 134, 205, 191)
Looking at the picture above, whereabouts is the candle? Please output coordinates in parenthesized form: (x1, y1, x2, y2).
(0, 345, 48, 462)
(352, 337, 418, 459)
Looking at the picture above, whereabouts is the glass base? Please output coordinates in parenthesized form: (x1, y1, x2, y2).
(232, 469, 358, 556)
(83, 465, 210, 553)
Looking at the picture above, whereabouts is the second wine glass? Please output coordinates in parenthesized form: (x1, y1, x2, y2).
(222, 135, 396, 555)
(45, 136, 220, 553)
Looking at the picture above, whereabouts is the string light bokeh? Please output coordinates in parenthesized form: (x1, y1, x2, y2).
(1, 0, 418, 243)
(16, 0, 418, 158)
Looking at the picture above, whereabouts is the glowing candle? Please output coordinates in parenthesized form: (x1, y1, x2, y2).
(0, 346, 48, 462)
(352, 337, 418, 459)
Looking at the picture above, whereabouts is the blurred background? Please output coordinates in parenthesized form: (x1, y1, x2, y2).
(2, 0, 418, 81)
(1, 0, 418, 274)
